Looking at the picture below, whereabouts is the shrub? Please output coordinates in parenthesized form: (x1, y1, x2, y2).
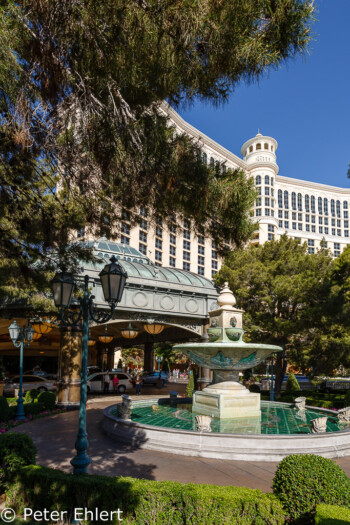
(286, 373, 300, 392)
(249, 384, 261, 393)
(0, 396, 10, 422)
(186, 370, 195, 397)
(23, 402, 45, 416)
(344, 390, 350, 407)
(0, 433, 36, 488)
(37, 391, 56, 410)
(7, 465, 286, 525)
(315, 504, 350, 524)
(273, 454, 350, 522)
(24, 389, 39, 403)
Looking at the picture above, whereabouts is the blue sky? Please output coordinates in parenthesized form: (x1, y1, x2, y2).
(177, 0, 350, 187)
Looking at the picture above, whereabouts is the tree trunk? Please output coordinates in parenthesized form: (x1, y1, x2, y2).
(274, 346, 288, 397)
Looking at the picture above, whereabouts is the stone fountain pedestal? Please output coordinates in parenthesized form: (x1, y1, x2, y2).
(193, 381, 260, 419)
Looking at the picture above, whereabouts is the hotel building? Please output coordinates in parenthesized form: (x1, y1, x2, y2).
(110, 105, 350, 279)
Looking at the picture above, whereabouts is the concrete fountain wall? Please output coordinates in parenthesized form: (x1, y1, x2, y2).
(102, 401, 350, 462)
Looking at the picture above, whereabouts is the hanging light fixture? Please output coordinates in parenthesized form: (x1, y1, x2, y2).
(88, 328, 96, 346)
(32, 332, 42, 341)
(32, 321, 53, 335)
(121, 323, 139, 339)
(98, 326, 113, 344)
(144, 321, 164, 335)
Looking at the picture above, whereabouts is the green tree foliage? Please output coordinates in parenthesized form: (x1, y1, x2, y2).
(186, 370, 196, 398)
(286, 373, 300, 392)
(0, 0, 314, 301)
(117, 359, 123, 369)
(216, 235, 334, 394)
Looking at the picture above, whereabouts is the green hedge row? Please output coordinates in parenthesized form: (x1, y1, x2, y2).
(0, 391, 56, 422)
(6, 465, 286, 525)
(315, 504, 350, 524)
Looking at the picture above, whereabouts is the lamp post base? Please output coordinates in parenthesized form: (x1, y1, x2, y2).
(15, 396, 26, 421)
(70, 453, 92, 475)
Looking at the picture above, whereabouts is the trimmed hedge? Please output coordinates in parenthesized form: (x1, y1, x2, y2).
(37, 391, 55, 410)
(0, 396, 11, 422)
(315, 504, 350, 524)
(273, 454, 350, 523)
(0, 433, 36, 489)
(24, 389, 40, 403)
(6, 465, 286, 525)
(286, 374, 300, 393)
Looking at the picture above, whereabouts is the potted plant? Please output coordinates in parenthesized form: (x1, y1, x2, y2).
(0, 357, 5, 396)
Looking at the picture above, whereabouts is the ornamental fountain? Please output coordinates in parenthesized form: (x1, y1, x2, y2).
(174, 283, 282, 420)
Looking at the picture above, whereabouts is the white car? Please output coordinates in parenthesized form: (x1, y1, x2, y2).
(87, 372, 133, 394)
(4, 375, 57, 396)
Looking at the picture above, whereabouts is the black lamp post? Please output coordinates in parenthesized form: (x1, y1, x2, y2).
(51, 256, 127, 474)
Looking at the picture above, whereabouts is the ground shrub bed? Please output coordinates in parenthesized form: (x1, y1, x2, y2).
(6, 465, 286, 525)
(273, 455, 350, 523)
(0, 433, 37, 490)
(315, 504, 350, 524)
(260, 391, 345, 409)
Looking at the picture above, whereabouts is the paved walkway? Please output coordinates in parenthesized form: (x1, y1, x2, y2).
(12, 385, 350, 493)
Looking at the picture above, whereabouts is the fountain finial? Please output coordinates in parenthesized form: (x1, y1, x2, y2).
(217, 282, 236, 308)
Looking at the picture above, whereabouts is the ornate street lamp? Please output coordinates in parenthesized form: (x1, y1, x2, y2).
(51, 256, 127, 475)
(120, 323, 139, 339)
(270, 355, 275, 402)
(8, 321, 34, 420)
(144, 322, 164, 335)
(156, 355, 163, 371)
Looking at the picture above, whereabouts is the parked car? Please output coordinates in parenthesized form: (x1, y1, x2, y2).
(87, 371, 133, 394)
(320, 378, 350, 392)
(141, 371, 169, 387)
(4, 375, 57, 396)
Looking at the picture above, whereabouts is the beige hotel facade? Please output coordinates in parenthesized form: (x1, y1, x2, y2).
(103, 105, 350, 280)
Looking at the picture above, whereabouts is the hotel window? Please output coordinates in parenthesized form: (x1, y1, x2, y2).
(309, 248, 315, 254)
(292, 212, 296, 220)
(344, 201, 348, 210)
(332, 228, 336, 236)
(331, 199, 335, 216)
(265, 175, 270, 185)
(212, 270, 217, 277)
(306, 225, 310, 232)
(332, 219, 335, 226)
(212, 250, 218, 259)
(202, 152, 207, 164)
(308, 239, 314, 247)
(170, 234, 176, 245)
(305, 195, 310, 212)
(212, 241, 216, 249)
(337, 201, 341, 217)
(337, 229, 341, 236)
(298, 224, 302, 231)
(268, 225, 274, 232)
(257, 187, 262, 195)
(345, 221, 349, 228)
(278, 190, 283, 208)
(256, 209, 262, 216)
(198, 255, 205, 266)
(265, 209, 270, 216)
(156, 226, 162, 238)
(279, 220, 283, 227)
(324, 198, 328, 215)
(139, 243, 147, 255)
(319, 227, 323, 234)
(271, 188, 274, 197)
(183, 229, 191, 240)
(318, 217, 322, 224)
(155, 250, 162, 262)
(184, 219, 190, 229)
(212, 260, 218, 269)
(268, 233, 274, 241)
(249, 146, 253, 152)
(311, 216, 315, 224)
(318, 197, 323, 214)
(334, 243, 340, 257)
(292, 222, 296, 230)
(345, 231, 349, 237)
(256, 197, 261, 206)
(337, 220, 341, 227)
(325, 227, 329, 234)
(170, 223, 177, 234)
(198, 266, 204, 276)
(198, 235, 205, 245)
(324, 218, 328, 225)
(265, 198, 270, 206)
(298, 193, 302, 211)
(120, 235, 129, 245)
(311, 196, 315, 213)
(183, 262, 190, 271)
(311, 226, 315, 232)
(292, 192, 296, 210)
(170, 245, 176, 256)
(265, 187, 270, 195)
(156, 217, 162, 227)
(121, 222, 130, 235)
(284, 191, 289, 209)
(210, 157, 215, 168)
(140, 219, 147, 231)
(284, 211, 289, 219)
(183, 241, 191, 251)
(270, 178, 274, 186)
(139, 231, 147, 243)
(183, 251, 190, 261)
(256, 175, 261, 185)
(278, 210, 283, 218)
(140, 207, 147, 217)
(344, 211, 349, 219)
(298, 213, 302, 222)
(284, 221, 289, 228)
(306, 214, 310, 222)
(198, 245, 205, 255)
(271, 210, 274, 217)
(169, 256, 176, 267)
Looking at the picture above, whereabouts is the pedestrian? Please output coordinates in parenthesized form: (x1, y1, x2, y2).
(135, 373, 142, 395)
(103, 372, 111, 394)
(112, 374, 119, 393)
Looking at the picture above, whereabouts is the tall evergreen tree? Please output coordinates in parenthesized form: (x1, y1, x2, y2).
(0, 0, 314, 301)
